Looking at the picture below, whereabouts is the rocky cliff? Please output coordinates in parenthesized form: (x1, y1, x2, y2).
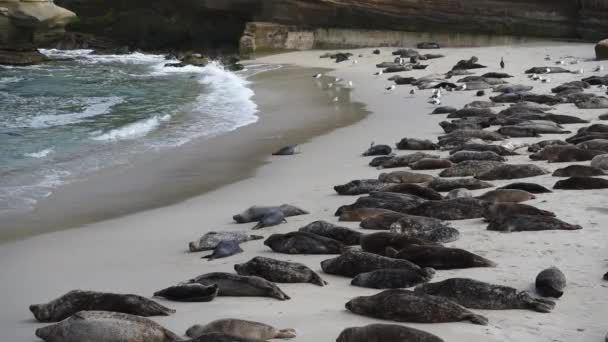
(54, 0, 608, 53)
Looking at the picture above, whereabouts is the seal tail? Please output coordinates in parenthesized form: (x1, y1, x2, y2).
(466, 313, 489, 325)
(201, 253, 214, 261)
(142, 299, 176, 316)
(250, 235, 264, 240)
(310, 272, 328, 287)
(276, 328, 297, 339)
(472, 254, 497, 267)
(252, 222, 264, 230)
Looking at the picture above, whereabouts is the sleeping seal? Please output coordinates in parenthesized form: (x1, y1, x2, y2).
(336, 324, 444, 342)
(321, 250, 433, 278)
(153, 284, 219, 302)
(487, 215, 582, 232)
(264, 231, 344, 254)
(184, 272, 290, 300)
(253, 209, 286, 229)
(386, 245, 496, 269)
(189, 231, 263, 253)
(235, 256, 327, 286)
(233, 205, 307, 223)
(415, 278, 555, 312)
(298, 220, 362, 245)
(202, 240, 243, 260)
(351, 268, 435, 289)
(535, 267, 567, 298)
(186, 319, 296, 340)
(272, 145, 299, 156)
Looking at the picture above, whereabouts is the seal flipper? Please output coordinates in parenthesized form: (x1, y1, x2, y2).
(310, 271, 328, 286)
(518, 292, 556, 312)
(385, 247, 399, 258)
(275, 328, 297, 339)
(466, 313, 489, 325)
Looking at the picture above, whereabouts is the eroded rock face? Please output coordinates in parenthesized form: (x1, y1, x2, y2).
(596, 39, 608, 61)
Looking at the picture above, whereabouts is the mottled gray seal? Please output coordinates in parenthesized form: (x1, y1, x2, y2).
(483, 203, 555, 223)
(235, 256, 327, 286)
(320, 250, 433, 278)
(381, 183, 443, 200)
(336, 194, 426, 215)
(363, 143, 392, 156)
(591, 154, 608, 170)
(264, 231, 344, 254)
(553, 165, 606, 177)
(497, 126, 541, 138)
(445, 188, 473, 199)
(396, 138, 438, 150)
(29, 290, 175, 323)
(298, 220, 362, 245)
(449, 151, 506, 163)
(407, 198, 490, 220)
(153, 284, 219, 302)
(369, 155, 395, 167)
(386, 245, 496, 269)
(189, 231, 263, 253)
(553, 177, 608, 189)
(336, 324, 444, 342)
(487, 215, 582, 232)
(410, 158, 453, 170)
(186, 319, 296, 340)
(476, 189, 536, 203)
(379, 152, 439, 169)
(359, 212, 407, 230)
(202, 240, 243, 260)
(188, 333, 258, 341)
(498, 182, 553, 193)
(389, 216, 461, 243)
(351, 268, 435, 289)
(475, 164, 549, 180)
(415, 278, 555, 312)
(432, 106, 458, 114)
(439, 160, 504, 178)
(252, 209, 286, 229)
(428, 178, 494, 192)
(345, 289, 488, 325)
(339, 208, 401, 222)
(527, 140, 569, 153)
(447, 107, 494, 119)
(530, 145, 604, 162)
(35, 311, 182, 342)
(449, 143, 517, 156)
(334, 179, 387, 195)
(272, 145, 299, 156)
(536, 267, 567, 298)
(233, 205, 307, 223)
(378, 170, 434, 184)
(184, 272, 290, 300)
(360, 232, 439, 255)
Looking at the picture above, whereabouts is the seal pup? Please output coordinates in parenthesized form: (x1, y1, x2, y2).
(351, 268, 435, 289)
(476, 189, 536, 203)
(184, 272, 290, 300)
(233, 205, 307, 223)
(363, 142, 392, 156)
(415, 278, 555, 312)
(321, 250, 433, 278)
(475, 164, 549, 180)
(189, 232, 263, 253)
(407, 198, 490, 220)
(186, 319, 296, 340)
(202, 240, 243, 260)
(553, 177, 608, 190)
(498, 182, 552, 193)
(339, 208, 401, 222)
(369, 156, 394, 167)
(264, 231, 344, 254)
(34, 311, 182, 342)
(536, 267, 567, 298)
(29, 290, 175, 322)
(389, 216, 461, 243)
(360, 232, 439, 255)
(386, 244, 496, 269)
(336, 324, 444, 342)
(487, 215, 582, 232)
(272, 145, 299, 156)
(153, 284, 219, 302)
(299, 221, 361, 245)
(345, 289, 488, 325)
(552, 165, 606, 177)
(334, 179, 387, 195)
(235, 256, 327, 286)
(253, 209, 287, 229)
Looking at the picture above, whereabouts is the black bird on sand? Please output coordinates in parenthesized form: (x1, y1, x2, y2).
(500, 57, 505, 69)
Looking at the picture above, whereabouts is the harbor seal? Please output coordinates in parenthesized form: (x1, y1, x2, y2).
(264, 231, 344, 254)
(432, 106, 457, 114)
(498, 182, 553, 193)
(389, 216, 461, 243)
(415, 278, 555, 312)
(475, 164, 549, 180)
(535, 267, 567, 298)
(527, 140, 569, 153)
(396, 138, 438, 150)
(439, 160, 504, 178)
(187, 333, 258, 341)
(449, 143, 517, 156)
(369, 156, 394, 167)
(530, 146, 604, 162)
(476, 189, 536, 203)
(487, 215, 582, 232)
(553, 177, 608, 189)
(359, 212, 407, 230)
(186, 319, 296, 340)
(253, 209, 286, 229)
(235, 256, 327, 286)
(184, 272, 290, 300)
(446, 188, 472, 199)
(272, 145, 299, 156)
(363, 143, 392, 156)
(34, 311, 182, 342)
(320, 250, 433, 278)
(336, 324, 444, 342)
(449, 151, 506, 163)
(378, 171, 434, 183)
(298, 220, 362, 245)
(428, 178, 494, 192)
(345, 289, 488, 325)
(483, 203, 555, 223)
(189, 232, 263, 253)
(386, 245, 496, 269)
(336, 195, 426, 215)
(334, 179, 387, 195)
(29, 290, 175, 322)
(351, 268, 435, 289)
(153, 284, 219, 302)
(360, 232, 439, 255)
(410, 158, 453, 170)
(379, 152, 439, 169)
(233, 205, 307, 223)
(381, 183, 443, 200)
(202, 240, 243, 260)
(552, 165, 606, 177)
(407, 198, 490, 220)
(339, 208, 401, 222)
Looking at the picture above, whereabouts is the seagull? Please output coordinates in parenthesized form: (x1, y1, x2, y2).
(352, 59, 358, 65)
(335, 77, 343, 82)
(313, 73, 322, 78)
(431, 88, 442, 99)
(542, 78, 551, 83)
(556, 60, 565, 65)
(500, 57, 505, 69)
(386, 85, 396, 92)
(595, 65, 604, 72)
(545, 68, 551, 74)
(347, 81, 354, 88)
(374, 70, 383, 76)
(429, 98, 441, 105)
(332, 97, 339, 102)
(457, 84, 467, 91)
(545, 55, 552, 61)
(410, 89, 416, 95)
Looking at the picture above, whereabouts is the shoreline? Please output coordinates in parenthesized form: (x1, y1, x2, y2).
(0, 41, 606, 341)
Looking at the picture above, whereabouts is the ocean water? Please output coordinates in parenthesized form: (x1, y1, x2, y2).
(0, 50, 277, 214)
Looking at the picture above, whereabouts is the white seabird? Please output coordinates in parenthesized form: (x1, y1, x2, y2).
(386, 85, 396, 92)
(313, 73, 322, 78)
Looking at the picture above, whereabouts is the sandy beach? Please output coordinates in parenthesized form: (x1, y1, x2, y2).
(1, 41, 607, 341)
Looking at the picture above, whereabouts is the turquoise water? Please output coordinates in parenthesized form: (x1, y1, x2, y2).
(0, 50, 267, 214)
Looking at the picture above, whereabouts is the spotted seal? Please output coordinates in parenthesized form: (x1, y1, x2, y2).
(487, 215, 582, 232)
(189, 232, 263, 253)
(235, 256, 327, 286)
(320, 250, 433, 278)
(153, 284, 219, 302)
(298, 220, 362, 245)
(386, 245, 496, 269)
(535, 267, 567, 298)
(476, 189, 536, 203)
(184, 272, 290, 300)
(264, 231, 344, 254)
(186, 319, 296, 340)
(336, 324, 444, 342)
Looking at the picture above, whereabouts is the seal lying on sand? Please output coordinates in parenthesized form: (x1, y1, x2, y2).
(386, 245, 496, 269)
(498, 182, 552, 193)
(389, 216, 460, 243)
(336, 324, 444, 342)
(476, 164, 549, 180)
(439, 160, 504, 178)
(188, 333, 259, 341)
(202, 240, 243, 260)
(483, 203, 555, 223)
(35, 311, 181, 342)
(449, 143, 517, 156)
(233, 205, 308, 223)
(154, 284, 219, 302)
(235, 256, 327, 286)
(363, 143, 392, 156)
(189, 232, 263, 253)
(415, 278, 555, 312)
(264, 232, 344, 254)
(29, 290, 174, 322)
(446, 188, 472, 199)
(253, 209, 287, 229)
(407, 198, 490, 220)
(552, 165, 606, 177)
(186, 319, 296, 340)
(378, 170, 434, 183)
(351, 268, 435, 289)
(360, 232, 439, 255)
(272, 145, 299, 156)
(449, 151, 505, 163)
(184, 272, 290, 300)
(334, 179, 388, 195)
(381, 183, 443, 200)
(487, 215, 582, 232)
(536, 267, 567, 298)
(298, 220, 362, 245)
(345, 289, 488, 325)
(321, 250, 433, 278)
(379, 153, 439, 169)
(336, 195, 426, 215)
(428, 178, 494, 192)
(476, 189, 536, 203)
(410, 158, 453, 170)
(396, 138, 438, 150)
(359, 212, 406, 230)
(553, 177, 608, 189)
(339, 208, 400, 222)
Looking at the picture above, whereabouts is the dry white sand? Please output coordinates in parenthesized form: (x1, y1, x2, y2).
(1, 42, 607, 341)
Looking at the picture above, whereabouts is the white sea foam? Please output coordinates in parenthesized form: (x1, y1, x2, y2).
(24, 148, 54, 158)
(0, 76, 23, 84)
(22, 96, 124, 129)
(92, 114, 171, 142)
(40, 49, 167, 65)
